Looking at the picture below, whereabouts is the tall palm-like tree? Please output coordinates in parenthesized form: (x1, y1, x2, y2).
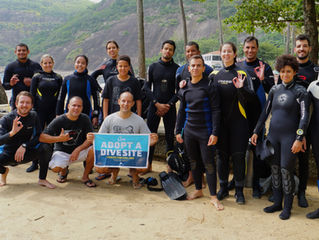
(137, 0, 146, 78)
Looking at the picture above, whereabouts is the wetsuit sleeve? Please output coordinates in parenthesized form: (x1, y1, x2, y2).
(0, 115, 12, 145)
(30, 74, 40, 109)
(237, 74, 257, 103)
(89, 76, 99, 113)
(2, 65, 13, 90)
(295, 87, 310, 141)
(91, 68, 103, 80)
(143, 65, 155, 102)
(253, 87, 274, 135)
(209, 83, 221, 136)
(261, 64, 275, 93)
(175, 89, 186, 135)
(25, 112, 41, 149)
(204, 65, 214, 76)
(56, 78, 67, 115)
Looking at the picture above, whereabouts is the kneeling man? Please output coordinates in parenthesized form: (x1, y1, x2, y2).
(87, 91, 158, 189)
(0, 91, 55, 188)
(39, 96, 96, 187)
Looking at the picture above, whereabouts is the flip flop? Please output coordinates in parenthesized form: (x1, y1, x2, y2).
(57, 169, 69, 183)
(83, 179, 96, 188)
(95, 173, 111, 181)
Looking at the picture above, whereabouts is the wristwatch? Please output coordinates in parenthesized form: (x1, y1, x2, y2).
(21, 143, 27, 148)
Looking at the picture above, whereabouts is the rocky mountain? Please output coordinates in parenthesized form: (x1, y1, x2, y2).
(0, 0, 235, 71)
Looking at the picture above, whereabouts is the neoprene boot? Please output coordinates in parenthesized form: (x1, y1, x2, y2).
(217, 182, 229, 200)
(279, 194, 294, 220)
(264, 188, 283, 213)
(297, 190, 308, 208)
(26, 160, 38, 173)
(235, 186, 245, 204)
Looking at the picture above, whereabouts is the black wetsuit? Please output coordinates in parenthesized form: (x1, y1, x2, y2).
(295, 60, 319, 194)
(176, 77, 220, 195)
(0, 110, 49, 179)
(210, 63, 256, 188)
(237, 59, 276, 191)
(308, 80, 319, 180)
(30, 71, 63, 129)
(2, 59, 41, 108)
(144, 58, 179, 164)
(56, 69, 99, 118)
(254, 79, 309, 212)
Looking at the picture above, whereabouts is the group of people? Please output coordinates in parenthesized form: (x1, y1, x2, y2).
(0, 34, 318, 220)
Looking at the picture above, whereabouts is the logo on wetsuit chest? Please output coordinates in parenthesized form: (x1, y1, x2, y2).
(277, 93, 288, 104)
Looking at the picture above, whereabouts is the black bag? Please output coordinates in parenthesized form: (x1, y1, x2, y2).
(166, 144, 190, 181)
(255, 138, 275, 162)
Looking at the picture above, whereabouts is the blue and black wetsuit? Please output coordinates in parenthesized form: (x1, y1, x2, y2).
(237, 59, 276, 193)
(210, 63, 256, 192)
(0, 110, 50, 179)
(2, 59, 41, 108)
(176, 77, 220, 195)
(30, 71, 63, 129)
(56, 69, 99, 118)
(295, 60, 319, 196)
(254, 79, 309, 215)
(144, 58, 179, 165)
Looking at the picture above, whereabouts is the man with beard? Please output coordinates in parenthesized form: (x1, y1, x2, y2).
(141, 40, 179, 175)
(2, 43, 41, 109)
(0, 91, 55, 189)
(236, 36, 275, 198)
(294, 34, 319, 208)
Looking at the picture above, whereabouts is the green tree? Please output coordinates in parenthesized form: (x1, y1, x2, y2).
(224, 0, 318, 63)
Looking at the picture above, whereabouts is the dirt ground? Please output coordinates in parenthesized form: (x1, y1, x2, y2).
(0, 160, 319, 240)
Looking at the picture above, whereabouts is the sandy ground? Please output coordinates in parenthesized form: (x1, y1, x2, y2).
(0, 160, 319, 240)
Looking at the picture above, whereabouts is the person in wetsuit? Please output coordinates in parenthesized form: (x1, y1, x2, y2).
(26, 54, 63, 173)
(251, 54, 309, 220)
(102, 55, 142, 118)
(91, 40, 134, 86)
(0, 91, 55, 189)
(237, 36, 276, 198)
(176, 55, 223, 210)
(56, 55, 99, 127)
(293, 34, 319, 208)
(142, 40, 179, 175)
(210, 42, 256, 205)
(306, 79, 319, 219)
(175, 41, 213, 187)
(2, 43, 41, 109)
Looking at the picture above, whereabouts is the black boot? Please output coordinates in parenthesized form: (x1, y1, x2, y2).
(235, 186, 245, 204)
(306, 208, 319, 219)
(297, 190, 308, 208)
(279, 194, 294, 220)
(26, 160, 38, 173)
(217, 182, 229, 200)
(264, 188, 282, 213)
(227, 177, 235, 191)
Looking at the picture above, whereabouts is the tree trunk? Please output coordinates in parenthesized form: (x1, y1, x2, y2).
(285, 23, 290, 54)
(179, 0, 188, 51)
(136, 0, 146, 78)
(217, 0, 223, 45)
(303, 0, 318, 64)
(0, 85, 7, 104)
(291, 25, 296, 55)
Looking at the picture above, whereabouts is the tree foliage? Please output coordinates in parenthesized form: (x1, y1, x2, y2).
(224, 0, 304, 34)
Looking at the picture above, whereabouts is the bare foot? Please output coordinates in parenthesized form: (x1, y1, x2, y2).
(187, 190, 204, 200)
(137, 167, 152, 176)
(210, 196, 224, 211)
(133, 182, 143, 189)
(38, 179, 56, 189)
(0, 167, 9, 186)
(108, 176, 121, 185)
(183, 179, 194, 187)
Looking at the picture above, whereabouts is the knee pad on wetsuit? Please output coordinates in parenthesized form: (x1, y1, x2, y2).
(271, 165, 281, 189)
(281, 168, 294, 195)
(232, 152, 246, 183)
